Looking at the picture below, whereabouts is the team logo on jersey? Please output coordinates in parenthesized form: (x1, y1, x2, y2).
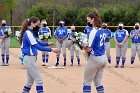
(58, 30, 65, 34)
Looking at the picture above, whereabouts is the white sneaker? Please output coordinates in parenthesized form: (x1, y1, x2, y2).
(108, 64, 111, 68)
(130, 65, 134, 68)
(5, 63, 9, 66)
(45, 63, 48, 66)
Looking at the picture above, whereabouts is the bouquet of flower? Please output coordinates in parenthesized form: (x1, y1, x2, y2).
(4, 29, 10, 37)
(39, 32, 51, 40)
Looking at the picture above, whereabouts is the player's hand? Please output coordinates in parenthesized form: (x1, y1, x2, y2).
(1, 36, 6, 39)
(118, 43, 123, 46)
(59, 39, 63, 44)
(84, 47, 92, 52)
(52, 49, 61, 54)
(48, 42, 55, 46)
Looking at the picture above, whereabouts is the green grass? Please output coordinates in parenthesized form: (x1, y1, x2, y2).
(10, 37, 132, 48)
(10, 37, 20, 48)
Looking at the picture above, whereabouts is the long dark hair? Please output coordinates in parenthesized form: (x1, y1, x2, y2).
(18, 16, 39, 45)
(87, 11, 102, 28)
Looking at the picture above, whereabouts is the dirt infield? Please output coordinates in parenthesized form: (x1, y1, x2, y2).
(0, 48, 140, 93)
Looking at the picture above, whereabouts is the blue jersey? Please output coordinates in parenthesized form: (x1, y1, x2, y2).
(38, 27, 51, 35)
(0, 26, 11, 36)
(102, 29, 111, 42)
(89, 28, 105, 56)
(114, 29, 129, 43)
(68, 31, 76, 40)
(21, 28, 38, 55)
(84, 27, 93, 39)
(130, 30, 140, 43)
(54, 27, 68, 39)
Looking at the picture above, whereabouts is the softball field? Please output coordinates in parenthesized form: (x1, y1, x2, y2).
(0, 48, 140, 93)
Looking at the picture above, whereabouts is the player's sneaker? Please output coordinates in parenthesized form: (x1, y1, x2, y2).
(108, 64, 111, 68)
(1, 63, 5, 66)
(78, 64, 81, 66)
(63, 63, 66, 66)
(70, 64, 73, 66)
(130, 65, 134, 68)
(45, 63, 48, 66)
(115, 65, 119, 68)
(55, 63, 59, 66)
(5, 63, 9, 66)
(120, 65, 124, 68)
(42, 63, 45, 66)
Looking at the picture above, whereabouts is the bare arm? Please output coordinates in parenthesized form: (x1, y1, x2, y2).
(121, 36, 128, 44)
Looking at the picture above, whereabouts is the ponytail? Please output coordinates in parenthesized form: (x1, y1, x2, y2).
(18, 19, 29, 45)
(18, 16, 39, 45)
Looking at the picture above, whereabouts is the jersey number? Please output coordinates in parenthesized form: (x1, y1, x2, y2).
(100, 34, 106, 46)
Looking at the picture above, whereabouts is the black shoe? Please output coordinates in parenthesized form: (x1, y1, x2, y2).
(115, 65, 119, 68)
(63, 63, 66, 66)
(120, 65, 124, 68)
(55, 63, 59, 66)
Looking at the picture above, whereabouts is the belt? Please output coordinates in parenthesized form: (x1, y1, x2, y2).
(133, 42, 140, 43)
(94, 54, 103, 56)
(24, 55, 36, 56)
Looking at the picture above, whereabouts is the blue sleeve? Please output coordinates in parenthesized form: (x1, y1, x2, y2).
(36, 39, 49, 46)
(54, 28, 58, 36)
(0, 32, 3, 36)
(108, 30, 111, 37)
(130, 30, 132, 35)
(33, 44, 52, 52)
(84, 28, 87, 34)
(64, 28, 68, 36)
(38, 28, 42, 35)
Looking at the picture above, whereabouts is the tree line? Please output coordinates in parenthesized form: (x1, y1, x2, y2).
(0, 0, 140, 27)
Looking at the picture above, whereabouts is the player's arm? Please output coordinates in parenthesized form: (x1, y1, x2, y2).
(114, 36, 119, 44)
(60, 28, 68, 41)
(121, 30, 129, 44)
(114, 31, 119, 44)
(54, 35, 61, 42)
(60, 35, 67, 41)
(54, 29, 61, 42)
(130, 31, 135, 38)
(122, 36, 128, 44)
(106, 30, 112, 39)
(84, 29, 96, 52)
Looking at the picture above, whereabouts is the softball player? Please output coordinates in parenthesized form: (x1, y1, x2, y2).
(54, 21, 68, 66)
(68, 26, 81, 66)
(102, 23, 112, 67)
(83, 11, 106, 93)
(18, 17, 60, 93)
(84, 21, 93, 39)
(130, 23, 140, 68)
(0, 20, 12, 66)
(114, 23, 129, 68)
(38, 20, 52, 66)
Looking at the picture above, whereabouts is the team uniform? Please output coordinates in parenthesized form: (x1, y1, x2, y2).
(130, 29, 140, 67)
(54, 26, 68, 66)
(0, 25, 12, 66)
(83, 28, 106, 93)
(102, 28, 112, 65)
(114, 29, 129, 67)
(22, 28, 52, 93)
(68, 30, 80, 66)
(38, 27, 51, 65)
(84, 26, 93, 39)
